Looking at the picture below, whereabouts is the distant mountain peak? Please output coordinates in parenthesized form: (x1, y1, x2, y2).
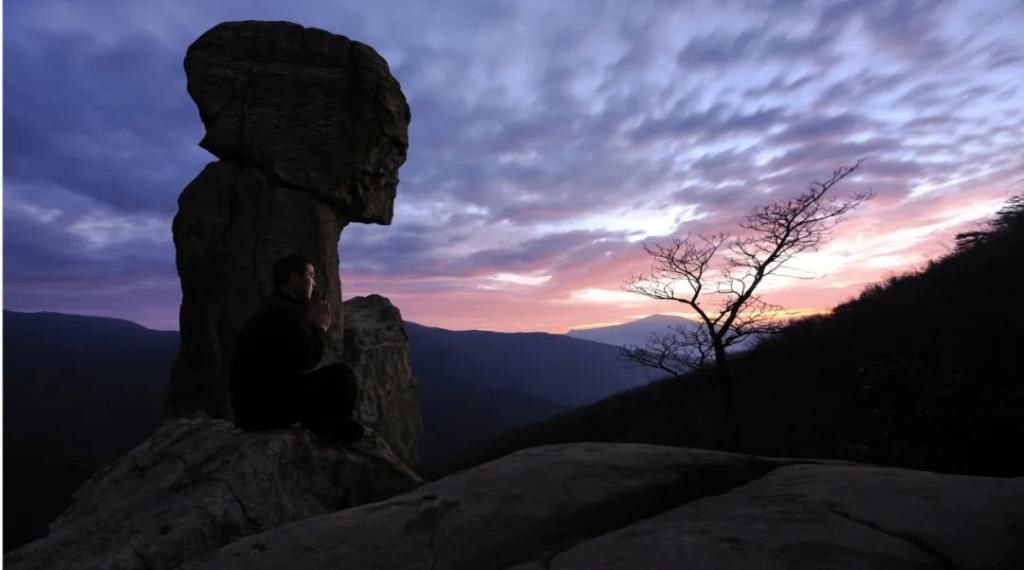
(634, 313, 697, 324)
(566, 314, 699, 347)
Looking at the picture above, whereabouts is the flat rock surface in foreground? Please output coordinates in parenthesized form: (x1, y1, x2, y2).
(4, 418, 422, 570)
(526, 463, 1024, 570)
(189, 444, 778, 569)
(190, 443, 1024, 570)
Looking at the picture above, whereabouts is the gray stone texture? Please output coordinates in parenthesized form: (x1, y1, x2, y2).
(10, 440, 1022, 570)
(168, 162, 348, 421)
(184, 20, 410, 221)
(538, 463, 1024, 569)
(343, 294, 422, 469)
(188, 444, 779, 570)
(3, 418, 423, 570)
(187, 443, 1024, 570)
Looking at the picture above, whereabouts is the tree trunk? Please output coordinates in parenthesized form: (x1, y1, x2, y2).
(713, 341, 739, 450)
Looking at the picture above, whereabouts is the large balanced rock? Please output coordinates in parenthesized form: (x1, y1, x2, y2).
(343, 294, 421, 468)
(164, 20, 413, 453)
(186, 443, 1024, 570)
(184, 20, 409, 218)
(4, 417, 422, 570)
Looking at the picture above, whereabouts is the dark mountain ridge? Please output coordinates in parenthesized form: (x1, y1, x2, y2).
(2, 309, 656, 548)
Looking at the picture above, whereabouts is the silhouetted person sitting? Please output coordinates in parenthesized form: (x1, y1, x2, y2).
(230, 254, 364, 443)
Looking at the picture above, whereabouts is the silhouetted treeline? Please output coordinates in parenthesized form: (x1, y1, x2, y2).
(452, 195, 1024, 477)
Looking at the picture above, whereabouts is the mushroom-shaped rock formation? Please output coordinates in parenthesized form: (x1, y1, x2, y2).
(163, 21, 417, 466)
(184, 20, 409, 220)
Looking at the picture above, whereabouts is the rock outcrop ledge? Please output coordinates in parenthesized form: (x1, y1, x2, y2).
(189, 443, 1024, 570)
(343, 294, 421, 468)
(8, 441, 1023, 569)
(4, 418, 422, 570)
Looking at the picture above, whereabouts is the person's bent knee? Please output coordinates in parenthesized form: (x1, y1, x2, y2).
(324, 362, 359, 391)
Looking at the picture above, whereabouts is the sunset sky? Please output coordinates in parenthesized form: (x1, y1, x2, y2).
(3, 0, 1023, 333)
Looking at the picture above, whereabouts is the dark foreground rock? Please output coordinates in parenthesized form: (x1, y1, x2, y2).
(187, 443, 1024, 570)
(4, 417, 422, 570)
(9, 438, 1021, 570)
(343, 294, 421, 468)
(519, 463, 1024, 570)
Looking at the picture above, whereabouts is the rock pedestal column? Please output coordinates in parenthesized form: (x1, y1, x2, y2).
(164, 20, 418, 466)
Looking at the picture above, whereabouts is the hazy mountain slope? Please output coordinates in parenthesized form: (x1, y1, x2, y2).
(3, 311, 177, 550)
(2, 311, 176, 463)
(406, 322, 661, 406)
(3, 312, 655, 548)
(567, 314, 699, 347)
(419, 377, 567, 476)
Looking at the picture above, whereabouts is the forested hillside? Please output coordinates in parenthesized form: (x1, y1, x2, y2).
(453, 196, 1024, 477)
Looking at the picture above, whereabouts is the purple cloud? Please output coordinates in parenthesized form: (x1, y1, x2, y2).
(4, 0, 1023, 332)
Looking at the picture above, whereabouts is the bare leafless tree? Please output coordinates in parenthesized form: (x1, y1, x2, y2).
(623, 160, 871, 438)
(621, 323, 714, 376)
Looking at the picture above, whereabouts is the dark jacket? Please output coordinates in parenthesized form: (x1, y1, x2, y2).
(230, 290, 326, 428)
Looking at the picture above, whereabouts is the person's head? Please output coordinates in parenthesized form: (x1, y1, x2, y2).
(272, 254, 316, 301)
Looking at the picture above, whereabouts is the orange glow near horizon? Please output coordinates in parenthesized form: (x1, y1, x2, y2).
(343, 190, 1011, 334)
(4, 2, 1023, 339)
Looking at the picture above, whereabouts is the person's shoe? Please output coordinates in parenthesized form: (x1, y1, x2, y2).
(335, 419, 365, 443)
(315, 417, 365, 444)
